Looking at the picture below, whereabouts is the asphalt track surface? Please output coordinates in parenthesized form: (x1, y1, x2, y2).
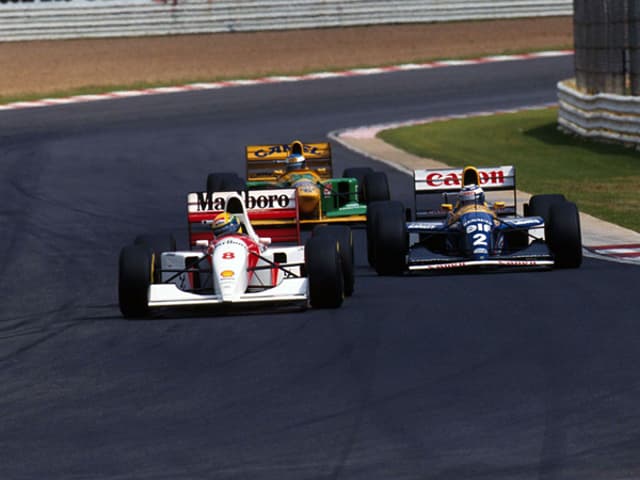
(1, 56, 639, 479)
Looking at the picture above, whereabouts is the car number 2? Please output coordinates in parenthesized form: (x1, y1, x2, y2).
(472, 233, 488, 247)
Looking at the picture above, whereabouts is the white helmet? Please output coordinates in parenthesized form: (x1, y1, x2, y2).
(285, 153, 306, 172)
(458, 184, 485, 206)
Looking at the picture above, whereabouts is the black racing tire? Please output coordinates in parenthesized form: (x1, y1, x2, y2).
(363, 171, 390, 204)
(367, 200, 405, 268)
(134, 233, 176, 282)
(547, 201, 582, 268)
(206, 172, 246, 193)
(312, 225, 354, 297)
(119, 245, 153, 319)
(527, 194, 567, 221)
(343, 167, 374, 203)
(366, 201, 384, 268)
(305, 235, 344, 308)
(370, 201, 408, 275)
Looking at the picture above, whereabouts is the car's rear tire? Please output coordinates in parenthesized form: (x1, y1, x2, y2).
(343, 167, 374, 203)
(366, 201, 384, 268)
(312, 225, 354, 296)
(547, 201, 582, 268)
(527, 194, 566, 221)
(363, 171, 390, 204)
(206, 172, 246, 193)
(305, 235, 344, 308)
(370, 201, 408, 275)
(119, 245, 153, 319)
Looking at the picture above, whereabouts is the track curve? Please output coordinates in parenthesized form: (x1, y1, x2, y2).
(1, 56, 639, 479)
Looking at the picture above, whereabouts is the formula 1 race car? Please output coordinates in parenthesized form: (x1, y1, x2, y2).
(205, 140, 390, 232)
(367, 165, 582, 274)
(118, 191, 353, 319)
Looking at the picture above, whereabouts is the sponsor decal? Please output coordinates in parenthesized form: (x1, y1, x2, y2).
(498, 260, 540, 266)
(220, 270, 234, 278)
(252, 144, 320, 158)
(407, 222, 443, 230)
(424, 169, 505, 187)
(195, 191, 293, 211)
(215, 238, 248, 252)
(429, 262, 468, 269)
(462, 217, 493, 229)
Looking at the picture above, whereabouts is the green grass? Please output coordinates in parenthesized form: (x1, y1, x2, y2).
(379, 107, 640, 232)
(0, 46, 571, 106)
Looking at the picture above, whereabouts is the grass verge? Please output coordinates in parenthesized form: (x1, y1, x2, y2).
(378, 107, 640, 232)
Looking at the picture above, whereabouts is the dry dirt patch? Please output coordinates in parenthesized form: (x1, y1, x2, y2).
(0, 17, 572, 99)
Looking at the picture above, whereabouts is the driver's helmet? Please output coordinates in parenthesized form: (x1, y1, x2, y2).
(285, 153, 306, 172)
(212, 212, 241, 238)
(457, 184, 485, 207)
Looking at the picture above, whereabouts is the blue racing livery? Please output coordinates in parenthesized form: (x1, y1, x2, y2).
(367, 165, 582, 274)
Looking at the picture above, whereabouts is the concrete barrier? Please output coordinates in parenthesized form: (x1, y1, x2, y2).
(558, 80, 640, 146)
(0, 0, 573, 42)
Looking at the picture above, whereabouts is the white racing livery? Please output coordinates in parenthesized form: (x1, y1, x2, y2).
(118, 190, 350, 319)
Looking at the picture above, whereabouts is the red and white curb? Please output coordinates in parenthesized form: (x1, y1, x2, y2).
(0, 50, 572, 112)
(586, 244, 640, 263)
(334, 103, 560, 143)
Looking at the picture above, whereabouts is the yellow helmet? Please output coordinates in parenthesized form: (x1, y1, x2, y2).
(212, 212, 242, 237)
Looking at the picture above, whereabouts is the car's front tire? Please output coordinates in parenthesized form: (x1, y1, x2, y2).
(312, 225, 354, 296)
(547, 201, 582, 268)
(119, 245, 153, 319)
(134, 233, 176, 282)
(370, 200, 408, 275)
(305, 235, 344, 308)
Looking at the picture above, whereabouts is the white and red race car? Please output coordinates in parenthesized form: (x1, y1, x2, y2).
(118, 190, 352, 319)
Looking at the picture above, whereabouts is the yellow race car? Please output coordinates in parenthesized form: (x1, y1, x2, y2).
(240, 139, 390, 227)
(207, 140, 390, 227)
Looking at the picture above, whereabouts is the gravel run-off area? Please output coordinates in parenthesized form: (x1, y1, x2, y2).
(0, 17, 573, 99)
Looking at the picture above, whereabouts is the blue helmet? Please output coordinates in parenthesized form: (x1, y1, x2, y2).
(285, 153, 306, 172)
(458, 184, 485, 207)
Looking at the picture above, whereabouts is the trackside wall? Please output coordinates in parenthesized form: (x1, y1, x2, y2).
(558, 80, 640, 148)
(0, 0, 573, 42)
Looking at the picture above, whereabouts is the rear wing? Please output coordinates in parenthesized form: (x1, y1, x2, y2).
(413, 165, 517, 219)
(245, 141, 333, 181)
(187, 188, 301, 245)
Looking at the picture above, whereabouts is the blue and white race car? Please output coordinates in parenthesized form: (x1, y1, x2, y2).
(367, 165, 582, 274)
